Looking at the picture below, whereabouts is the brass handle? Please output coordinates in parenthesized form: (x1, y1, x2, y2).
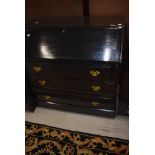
(38, 80, 46, 86)
(89, 70, 100, 77)
(43, 95, 51, 100)
(33, 66, 42, 72)
(91, 101, 100, 107)
(91, 85, 101, 92)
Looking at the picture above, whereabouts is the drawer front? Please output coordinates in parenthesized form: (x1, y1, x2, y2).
(37, 93, 116, 110)
(38, 101, 116, 116)
(30, 77, 118, 95)
(26, 62, 119, 81)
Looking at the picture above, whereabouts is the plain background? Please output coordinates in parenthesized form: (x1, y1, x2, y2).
(0, 0, 155, 154)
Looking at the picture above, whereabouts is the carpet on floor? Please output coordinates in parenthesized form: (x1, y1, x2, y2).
(25, 121, 129, 155)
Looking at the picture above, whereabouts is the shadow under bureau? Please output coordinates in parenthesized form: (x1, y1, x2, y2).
(25, 17, 124, 116)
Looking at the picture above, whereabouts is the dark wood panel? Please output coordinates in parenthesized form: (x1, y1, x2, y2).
(33, 88, 115, 99)
(26, 0, 83, 22)
(30, 76, 118, 96)
(26, 62, 119, 82)
(35, 91, 116, 110)
(26, 24, 124, 63)
(38, 101, 116, 117)
(25, 72, 37, 112)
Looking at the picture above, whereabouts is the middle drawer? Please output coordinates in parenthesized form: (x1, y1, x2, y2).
(30, 76, 118, 96)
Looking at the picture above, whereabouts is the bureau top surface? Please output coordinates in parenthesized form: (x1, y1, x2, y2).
(26, 17, 124, 63)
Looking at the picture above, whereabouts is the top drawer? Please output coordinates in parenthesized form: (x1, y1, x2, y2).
(26, 62, 119, 82)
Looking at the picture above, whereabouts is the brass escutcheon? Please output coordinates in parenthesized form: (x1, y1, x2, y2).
(43, 95, 51, 100)
(91, 101, 100, 107)
(91, 85, 101, 92)
(38, 80, 46, 86)
(33, 66, 42, 72)
(89, 70, 100, 77)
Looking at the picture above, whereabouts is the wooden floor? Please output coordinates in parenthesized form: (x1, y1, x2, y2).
(25, 106, 129, 140)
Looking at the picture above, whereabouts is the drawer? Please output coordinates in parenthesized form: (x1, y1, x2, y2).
(37, 96, 115, 110)
(26, 62, 119, 82)
(34, 90, 116, 110)
(38, 101, 116, 117)
(30, 77, 118, 95)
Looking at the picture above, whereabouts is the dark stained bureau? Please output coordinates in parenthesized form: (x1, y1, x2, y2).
(25, 17, 124, 116)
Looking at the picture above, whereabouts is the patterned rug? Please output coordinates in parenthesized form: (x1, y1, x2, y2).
(25, 121, 129, 155)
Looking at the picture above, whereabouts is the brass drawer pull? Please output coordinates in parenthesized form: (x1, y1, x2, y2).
(43, 95, 51, 100)
(91, 85, 101, 92)
(38, 80, 46, 86)
(33, 66, 42, 72)
(91, 101, 100, 107)
(89, 70, 100, 77)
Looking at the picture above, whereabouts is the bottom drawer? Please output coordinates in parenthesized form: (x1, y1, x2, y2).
(37, 100, 116, 117)
(34, 89, 116, 111)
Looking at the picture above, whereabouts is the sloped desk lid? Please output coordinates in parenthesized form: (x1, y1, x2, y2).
(26, 17, 124, 63)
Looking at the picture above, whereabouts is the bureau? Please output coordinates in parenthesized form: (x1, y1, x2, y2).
(25, 17, 124, 116)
